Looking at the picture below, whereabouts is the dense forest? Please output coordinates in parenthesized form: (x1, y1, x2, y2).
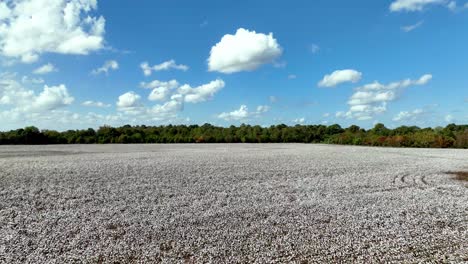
(1, 123, 467, 148)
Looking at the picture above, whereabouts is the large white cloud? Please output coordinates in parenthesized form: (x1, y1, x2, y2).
(336, 74, 432, 121)
(0, 0, 105, 63)
(318, 69, 362, 88)
(217, 104, 270, 121)
(208, 28, 282, 74)
(390, 0, 447, 12)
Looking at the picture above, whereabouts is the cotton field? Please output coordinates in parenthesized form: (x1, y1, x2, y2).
(0, 144, 467, 263)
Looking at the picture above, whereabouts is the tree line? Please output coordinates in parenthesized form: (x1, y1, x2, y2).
(0, 123, 467, 148)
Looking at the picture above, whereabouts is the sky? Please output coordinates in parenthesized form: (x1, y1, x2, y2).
(0, 0, 467, 131)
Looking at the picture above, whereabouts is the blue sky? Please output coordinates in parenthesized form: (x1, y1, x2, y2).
(0, 0, 467, 130)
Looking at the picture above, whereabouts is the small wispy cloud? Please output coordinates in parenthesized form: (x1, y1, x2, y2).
(401, 21, 424, 32)
(309, 44, 320, 54)
(82, 100, 111, 108)
(92, 60, 119, 75)
(293, 117, 305, 124)
(140, 60, 189, 76)
(200, 20, 208, 28)
(33, 63, 58, 75)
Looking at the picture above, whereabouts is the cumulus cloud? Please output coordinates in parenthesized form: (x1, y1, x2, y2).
(146, 88, 169, 102)
(0, 0, 106, 63)
(402, 21, 424, 32)
(33, 63, 58, 75)
(117, 79, 223, 121)
(149, 95, 183, 117)
(116, 91, 142, 109)
(208, 28, 282, 74)
(0, 74, 74, 115)
(318, 69, 362, 88)
(177, 79, 225, 103)
(82, 100, 110, 108)
(33, 85, 74, 110)
(217, 104, 270, 121)
(390, 0, 447, 12)
(0, 74, 193, 129)
(92, 60, 119, 75)
(140, 60, 188, 76)
(139, 79, 177, 102)
(141, 79, 225, 104)
(393, 109, 425, 121)
(337, 74, 432, 121)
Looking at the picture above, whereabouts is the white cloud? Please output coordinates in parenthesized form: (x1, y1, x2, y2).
(218, 105, 249, 121)
(318, 69, 362, 88)
(116, 91, 142, 109)
(390, 0, 451, 12)
(149, 95, 183, 117)
(393, 109, 425, 121)
(140, 79, 179, 90)
(337, 74, 432, 121)
(140, 79, 180, 102)
(217, 104, 270, 121)
(82, 100, 110, 108)
(293, 117, 305, 124)
(309, 44, 320, 54)
(21, 76, 44, 84)
(447, 1, 457, 11)
(402, 21, 424, 32)
(33, 63, 58, 75)
(148, 87, 172, 102)
(0, 0, 106, 63)
(288, 74, 297, 79)
(0, 3, 11, 20)
(92, 60, 119, 75)
(445, 114, 455, 122)
(357, 74, 432, 91)
(208, 28, 282, 74)
(256, 105, 270, 113)
(0, 74, 74, 114)
(33, 85, 74, 110)
(269, 96, 278, 103)
(140, 60, 188, 76)
(177, 79, 225, 103)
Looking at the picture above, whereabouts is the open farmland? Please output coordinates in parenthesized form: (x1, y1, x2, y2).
(0, 144, 467, 263)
